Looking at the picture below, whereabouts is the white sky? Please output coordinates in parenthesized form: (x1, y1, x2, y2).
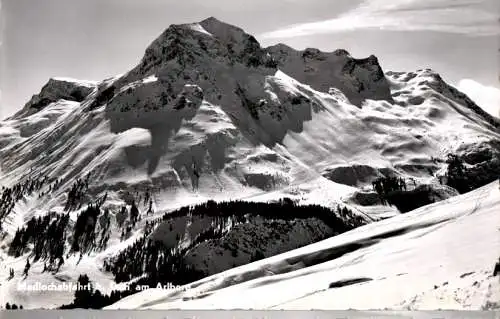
(263, 0, 500, 38)
(0, 0, 499, 119)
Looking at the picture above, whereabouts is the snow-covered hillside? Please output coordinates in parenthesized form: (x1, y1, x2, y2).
(108, 181, 500, 311)
(0, 17, 499, 310)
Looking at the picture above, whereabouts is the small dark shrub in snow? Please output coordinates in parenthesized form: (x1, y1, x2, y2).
(4, 303, 22, 310)
(494, 258, 500, 276)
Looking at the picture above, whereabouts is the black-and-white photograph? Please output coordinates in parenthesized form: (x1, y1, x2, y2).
(0, 0, 499, 316)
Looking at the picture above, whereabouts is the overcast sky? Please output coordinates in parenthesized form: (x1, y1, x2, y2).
(0, 0, 499, 119)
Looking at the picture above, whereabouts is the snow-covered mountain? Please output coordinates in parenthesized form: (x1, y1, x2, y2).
(0, 17, 498, 310)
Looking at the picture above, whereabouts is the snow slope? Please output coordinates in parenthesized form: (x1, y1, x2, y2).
(108, 180, 500, 310)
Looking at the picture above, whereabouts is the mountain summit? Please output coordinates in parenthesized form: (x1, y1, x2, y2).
(0, 18, 499, 310)
(108, 17, 393, 109)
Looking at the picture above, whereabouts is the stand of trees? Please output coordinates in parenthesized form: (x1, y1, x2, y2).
(372, 176, 407, 204)
(8, 212, 69, 271)
(382, 186, 436, 213)
(8, 188, 112, 275)
(444, 152, 500, 194)
(71, 191, 113, 254)
(4, 303, 23, 310)
(372, 176, 437, 213)
(65, 175, 91, 211)
(61, 198, 366, 309)
(1, 176, 48, 222)
(59, 274, 126, 309)
(444, 154, 470, 194)
(104, 199, 365, 287)
(159, 198, 365, 230)
(71, 204, 100, 254)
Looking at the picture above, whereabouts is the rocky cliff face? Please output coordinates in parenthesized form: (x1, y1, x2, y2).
(267, 44, 393, 107)
(15, 78, 97, 118)
(92, 17, 392, 123)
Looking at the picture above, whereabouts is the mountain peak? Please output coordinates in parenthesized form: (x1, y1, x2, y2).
(198, 16, 252, 46)
(114, 17, 393, 108)
(199, 16, 243, 32)
(119, 17, 272, 84)
(13, 77, 96, 119)
(201, 16, 218, 22)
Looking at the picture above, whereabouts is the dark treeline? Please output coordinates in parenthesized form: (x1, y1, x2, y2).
(130, 201, 140, 226)
(0, 176, 48, 222)
(8, 194, 112, 275)
(381, 186, 436, 213)
(104, 216, 229, 284)
(444, 154, 471, 194)
(4, 303, 23, 310)
(4, 173, 152, 285)
(65, 174, 91, 211)
(372, 176, 437, 213)
(59, 272, 167, 309)
(71, 204, 99, 254)
(71, 192, 113, 255)
(443, 153, 499, 194)
(116, 188, 155, 240)
(160, 198, 365, 229)
(60, 274, 126, 309)
(8, 212, 69, 271)
(117, 200, 145, 241)
(104, 236, 205, 285)
(105, 199, 364, 286)
(63, 199, 366, 309)
(372, 176, 407, 203)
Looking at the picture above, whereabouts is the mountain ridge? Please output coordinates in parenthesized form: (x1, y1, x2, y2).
(17, 17, 499, 129)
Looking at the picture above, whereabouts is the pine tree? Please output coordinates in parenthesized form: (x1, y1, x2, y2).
(74, 274, 92, 308)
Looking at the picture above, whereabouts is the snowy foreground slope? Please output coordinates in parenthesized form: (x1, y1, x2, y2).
(109, 181, 500, 310)
(0, 17, 499, 309)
